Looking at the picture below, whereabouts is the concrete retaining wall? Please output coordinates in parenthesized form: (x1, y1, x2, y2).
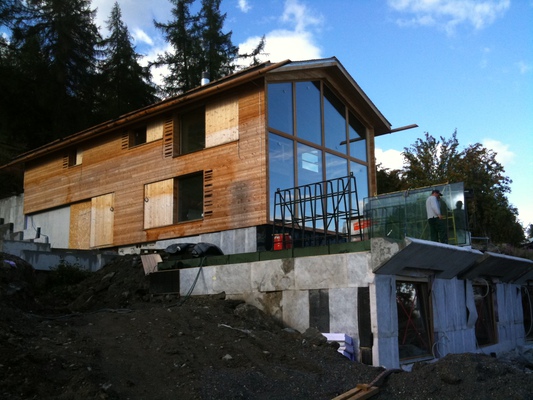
(178, 251, 528, 369)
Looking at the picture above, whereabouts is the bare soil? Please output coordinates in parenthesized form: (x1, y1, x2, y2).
(1, 252, 532, 399)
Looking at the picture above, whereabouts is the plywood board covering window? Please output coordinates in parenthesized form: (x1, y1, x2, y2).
(90, 193, 114, 247)
(206, 96, 239, 147)
(69, 201, 91, 249)
(144, 179, 175, 229)
(146, 119, 164, 142)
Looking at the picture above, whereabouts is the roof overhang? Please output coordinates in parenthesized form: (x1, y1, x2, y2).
(372, 237, 533, 283)
(459, 252, 533, 283)
(0, 60, 291, 170)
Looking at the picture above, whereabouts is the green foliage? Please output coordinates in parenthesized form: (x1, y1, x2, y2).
(46, 260, 91, 288)
(377, 131, 525, 246)
(96, 2, 158, 120)
(0, 0, 102, 150)
(153, 0, 256, 96)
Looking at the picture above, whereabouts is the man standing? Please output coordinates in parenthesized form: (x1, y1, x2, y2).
(426, 189, 448, 243)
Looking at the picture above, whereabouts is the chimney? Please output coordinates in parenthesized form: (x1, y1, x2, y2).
(201, 72, 210, 86)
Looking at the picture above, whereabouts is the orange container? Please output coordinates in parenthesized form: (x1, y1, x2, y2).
(273, 233, 292, 250)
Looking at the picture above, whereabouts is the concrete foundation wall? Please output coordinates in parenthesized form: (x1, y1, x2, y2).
(24, 207, 70, 248)
(120, 227, 258, 255)
(0, 194, 24, 232)
(178, 252, 528, 369)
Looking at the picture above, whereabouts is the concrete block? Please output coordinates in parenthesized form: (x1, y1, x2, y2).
(329, 287, 358, 338)
(251, 259, 295, 292)
(281, 290, 309, 333)
(370, 237, 402, 270)
(180, 266, 215, 296)
(240, 291, 283, 322)
(346, 252, 373, 285)
(0, 240, 51, 259)
(212, 263, 252, 295)
(294, 254, 347, 290)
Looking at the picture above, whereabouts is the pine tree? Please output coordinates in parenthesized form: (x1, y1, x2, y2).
(153, 0, 200, 96)
(196, 0, 238, 81)
(98, 2, 157, 120)
(3, 0, 102, 147)
(154, 0, 240, 96)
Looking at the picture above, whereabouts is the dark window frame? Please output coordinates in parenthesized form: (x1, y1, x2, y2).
(177, 106, 206, 156)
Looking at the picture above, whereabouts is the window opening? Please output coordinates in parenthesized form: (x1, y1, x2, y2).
(473, 280, 498, 346)
(179, 107, 205, 154)
(396, 281, 433, 360)
(130, 126, 147, 147)
(65, 148, 82, 167)
(177, 173, 204, 222)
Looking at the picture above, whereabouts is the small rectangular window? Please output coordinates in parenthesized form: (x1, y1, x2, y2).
(130, 126, 147, 147)
(179, 107, 205, 154)
(64, 148, 82, 167)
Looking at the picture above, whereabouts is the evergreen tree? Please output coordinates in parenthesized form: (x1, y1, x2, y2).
(153, 0, 199, 96)
(98, 2, 157, 120)
(154, 0, 239, 96)
(1, 0, 101, 148)
(196, 0, 238, 81)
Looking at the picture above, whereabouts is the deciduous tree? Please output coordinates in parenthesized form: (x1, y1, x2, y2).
(376, 131, 524, 245)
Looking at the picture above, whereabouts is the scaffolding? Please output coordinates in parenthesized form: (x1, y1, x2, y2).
(272, 174, 363, 247)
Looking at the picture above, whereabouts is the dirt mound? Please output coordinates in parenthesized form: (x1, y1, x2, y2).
(1, 253, 532, 399)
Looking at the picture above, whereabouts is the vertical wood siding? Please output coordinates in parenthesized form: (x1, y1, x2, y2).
(23, 82, 267, 248)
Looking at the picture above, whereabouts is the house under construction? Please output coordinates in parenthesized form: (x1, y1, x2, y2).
(0, 57, 531, 368)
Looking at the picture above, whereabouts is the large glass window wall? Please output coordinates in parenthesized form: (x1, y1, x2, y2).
(268, 80, 369, 221)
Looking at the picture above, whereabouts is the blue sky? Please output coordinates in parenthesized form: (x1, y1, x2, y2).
(94, 0, 531, 229)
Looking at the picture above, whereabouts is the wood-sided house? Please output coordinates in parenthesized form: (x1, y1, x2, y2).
(4, 57, 395, 253)
(2, 57, 532, 369)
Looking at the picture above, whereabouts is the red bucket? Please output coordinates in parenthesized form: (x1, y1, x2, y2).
(273, 233, 292, 250)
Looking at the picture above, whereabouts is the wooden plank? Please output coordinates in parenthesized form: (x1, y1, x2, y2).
(146, 119, 164, 142)
(206, 96, 239, 147)
(144, 178, 175, 229)
(90, 193, 114, 248)
(23, 84, 269, 248)
(332, 385, 379, 400)
(69, 201, 91, 249)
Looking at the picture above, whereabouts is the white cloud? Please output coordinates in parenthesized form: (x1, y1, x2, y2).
(238, 0, 323, 63)
(375, 148, 405, 171)
(481, 139, 515, 166)
(387, 0, 510, 34)
(516, 61, 532, 74)
(132, 28, 154, 46)
(281, 0, 323, 33)
(238, 0, 251, 13)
